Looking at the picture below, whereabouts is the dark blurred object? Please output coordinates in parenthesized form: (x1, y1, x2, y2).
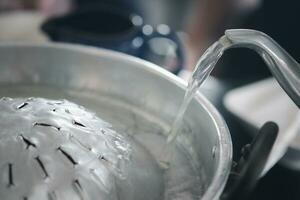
(41, 4, 184, 73)
(222, 122, 278, 200)
(42, 5, 142, 55)
(217, 0, 300, 86)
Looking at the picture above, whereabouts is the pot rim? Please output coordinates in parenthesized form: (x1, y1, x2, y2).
(0, 42, 233, 200)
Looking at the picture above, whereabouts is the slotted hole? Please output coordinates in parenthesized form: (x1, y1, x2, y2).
(74, 179, 82, 189)
(48, 191, 57, 200)
(17, 102, 28, 110)
(70, 135, 92, 151)
(35, 156, 49, 178)
(19, 135, 36, 149)
(89, 169, 107, 191)
(73, 179, 84, 200)
(99, 155, 109, 162)
(34, 123, 61, 131)
(23, 197, 28, 200)
(8, 163, 14, 187)
(72, 120, 86, 128)
(57, 147, 77, 166)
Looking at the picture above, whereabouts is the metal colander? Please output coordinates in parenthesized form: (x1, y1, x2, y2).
(0, 97, 163, 200)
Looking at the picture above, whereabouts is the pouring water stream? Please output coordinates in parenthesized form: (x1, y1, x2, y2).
(160, 29, 300, 170)
(159, 35, 233, 167)
(167, 36, 232, 143)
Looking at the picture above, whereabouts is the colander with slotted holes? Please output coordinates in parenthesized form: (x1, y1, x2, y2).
(0, 43, 233, 200)
(0, 97, 163, 200)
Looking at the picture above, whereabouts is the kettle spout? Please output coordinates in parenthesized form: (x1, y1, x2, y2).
(224, 29, 300, 108)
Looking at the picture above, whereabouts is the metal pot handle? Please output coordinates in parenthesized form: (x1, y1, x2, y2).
(221, 122, 278, 200)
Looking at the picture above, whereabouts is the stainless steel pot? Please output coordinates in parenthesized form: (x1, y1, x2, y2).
(0, 43, 232, 199)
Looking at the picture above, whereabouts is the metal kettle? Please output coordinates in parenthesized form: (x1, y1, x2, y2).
(224, 29, 300, 108)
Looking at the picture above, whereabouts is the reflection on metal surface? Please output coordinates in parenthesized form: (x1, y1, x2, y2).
(0, 43, 232, 200)
(0, 97, 164, 200)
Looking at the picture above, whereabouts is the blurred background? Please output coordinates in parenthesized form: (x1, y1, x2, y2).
(0, 0, 299, 199)
(0, 0, 299, 79)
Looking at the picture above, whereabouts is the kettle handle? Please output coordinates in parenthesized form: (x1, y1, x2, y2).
(224, 29, 300, 108)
